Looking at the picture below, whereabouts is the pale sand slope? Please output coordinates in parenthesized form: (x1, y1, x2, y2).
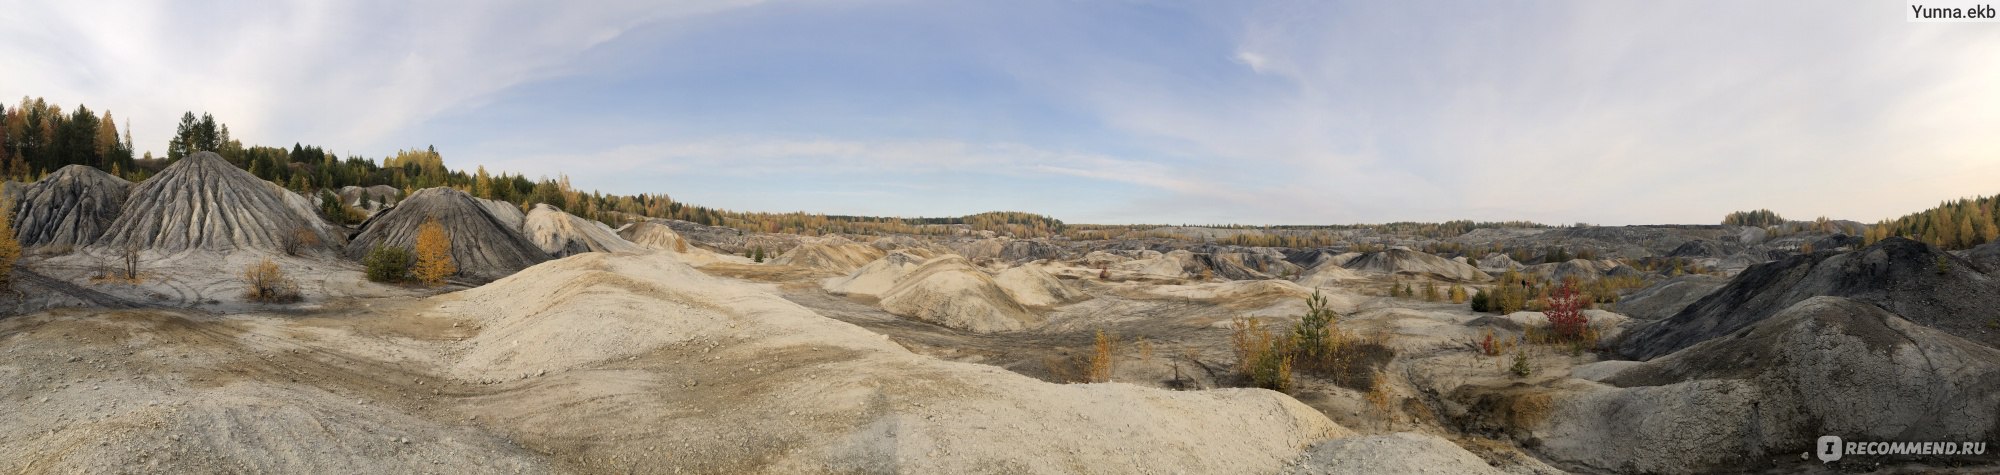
(475, 197, 526, 231)
(875, 255, 1044, 333)
(991, 263, 1087, 308)
(441, 252, 1349, 472)
(616, 220, 746, 266)
(1294, 261, 1367, 289)
(1284, 432, 1505, 475)
(770, 237, 885, 273)
(822, 250, 930, 297)
(520, 203, 643, 256)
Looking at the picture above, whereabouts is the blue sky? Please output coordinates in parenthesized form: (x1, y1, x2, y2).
(3, 1, 1996, 225)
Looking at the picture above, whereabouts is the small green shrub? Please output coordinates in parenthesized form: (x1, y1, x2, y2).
(364, 246, 413, 283)
(1293, 290, 1339, 360)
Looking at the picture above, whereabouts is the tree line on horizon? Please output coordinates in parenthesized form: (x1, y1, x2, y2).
(1864, 195, 2000, 251)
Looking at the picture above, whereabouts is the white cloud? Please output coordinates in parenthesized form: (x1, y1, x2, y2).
(0, 0, 764, 155)
(1234, 51, 1269, 73)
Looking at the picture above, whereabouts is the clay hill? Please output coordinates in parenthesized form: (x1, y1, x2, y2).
(822, 250, 930, 297)
(1620, 237, 2000, 360)
(1613, 274, 1727, 320)
(93, 152, 343, 253)
(616, 220, 690, 251)
(1525, 296, 2000, 473)
(991, 264, 1088, 307)
(877, 255, 1043, 332)
(521, 204, 642, 256)
(1342, 248, 1489, 281)
(475, 197, 526, 232)
(346, 187, 551, 281)
(10, 165, 131, 248)
(770, 237, 885, 273)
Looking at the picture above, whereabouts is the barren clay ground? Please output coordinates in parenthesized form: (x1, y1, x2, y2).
(0, 300, 560, 472)
(4, 254, 1935, 474)
(747, 264, 1570, 473)
(6, 253, 1364, 474)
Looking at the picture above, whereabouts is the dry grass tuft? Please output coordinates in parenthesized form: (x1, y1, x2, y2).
(242, 258, 301, 303)
(1508, 392, 1555, 428)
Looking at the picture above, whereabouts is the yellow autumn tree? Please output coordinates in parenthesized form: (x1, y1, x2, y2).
(413, 217, 455, 286)
(0, 197, 18, 290)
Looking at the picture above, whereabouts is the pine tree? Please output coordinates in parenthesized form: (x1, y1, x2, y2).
(413, 217, 455, 286)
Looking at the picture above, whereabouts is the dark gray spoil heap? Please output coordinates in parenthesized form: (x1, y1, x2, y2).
(1665, 239, 1740, 258)
(1614, 274, 1728, 320)
(94, 152, 342, 252)
(1478, 225, 1738, 261)
(1549, 297, 2000, 473)
(1187, 251, 1299, 280)
(345, 187, 550, 281)
(12, 165, 131, 248)
(1619, 237, 2000, 360)
(1967, 239, 2000, 273)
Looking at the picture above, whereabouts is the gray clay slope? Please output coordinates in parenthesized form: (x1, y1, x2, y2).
(346, 187, 551, 281)
(94, 152, 343, 252)
(12, 164, 131, 248)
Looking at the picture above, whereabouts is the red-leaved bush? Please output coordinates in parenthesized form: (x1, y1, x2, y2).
(1545, 280, 1590, 343)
